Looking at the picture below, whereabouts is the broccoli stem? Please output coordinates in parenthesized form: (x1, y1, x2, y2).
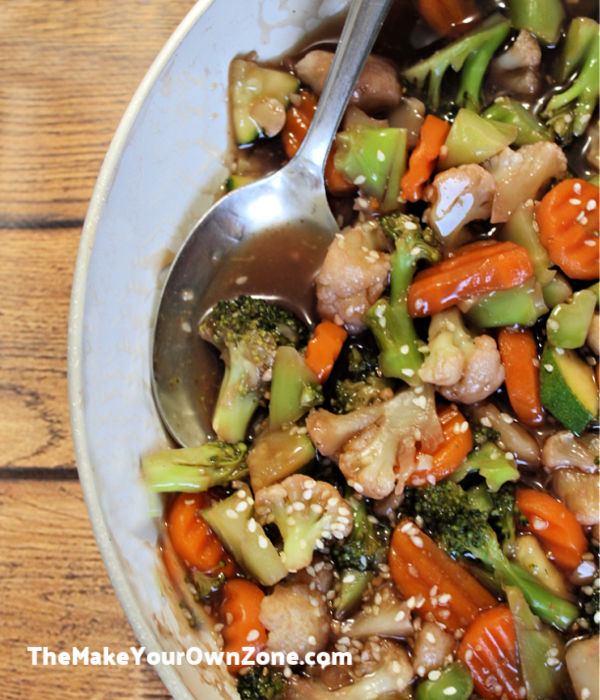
(335, 569, 374, 617)
(542, 272, 572, 308)
(465, 278, 548, 328)
(212, 352, 261, 443)
(508, 0, 565, 45)
(474, 532, 578, 631)
(482, 97, 553, 146)
(415, 661, 473, 700)
(269, 346, 322, 430)
(142, 441, 248, 492)
(451, 441, 519, 491)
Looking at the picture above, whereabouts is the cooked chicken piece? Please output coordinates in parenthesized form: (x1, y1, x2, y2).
(565, 635, 600, 700)
(295, 50, 402, 112)
(552, 469, 600, 526)
(423, 164, 495, 239)
(316, 220, 391, 334)
(542, 431, 599, 473)
(259, 583, 330, 656)
(412, 621, 456, 676)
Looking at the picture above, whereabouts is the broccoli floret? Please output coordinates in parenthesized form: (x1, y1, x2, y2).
(402, 13, 511, 111)
(237, 666, 286, 700)
(142, 440, 248, 492)
(254, 474, 354, 573)
(199, 295, 308, 442)
(451, 441, 520, 492)
(580, 579, 600, 633)
(330, 491, 390, 616)
(542, 17, 600, 143)
(470, 421, 501, 446)
(488, 482, 528, 555)
(364, 213, 441, 384)
(188, 569, 226, 599)
(201, 484, 288, 586)
(403, 480, 579, 631)
(331, 344, 394, 414)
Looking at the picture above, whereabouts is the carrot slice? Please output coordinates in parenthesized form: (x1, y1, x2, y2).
(417, 0, 478, 36)
(536, 178, 599, 280)
(459, 605, 523, 700)
(221, 578, 267, 673)
(516, 488, 587, 571)
(408, 404, 473, 486)
(282, 90, 355, 195)
(304, 319, 347, 383)
(167, 492, 235, 576)
(498, 327, 544, 427)
(389, 519, 495, 631)
(407, 240, 534, 317)
(400, 114, 451, 202)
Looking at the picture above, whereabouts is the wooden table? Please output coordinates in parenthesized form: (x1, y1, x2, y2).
(0, 2, 196, 697)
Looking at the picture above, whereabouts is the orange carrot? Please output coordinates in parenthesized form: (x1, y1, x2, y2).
(167, 492, 235, 577)
(389, 519, 495, 631)
(282, 90, 355, 195)
(536, 178, 599, 280)
(516, 488, 587, 571)
(408, 404, 473, 486)
(407, 240, 535, 317)
(498, 327, 544, 427)
(417, 0, 479, 36)
(400, 114, 451, 202)
(221, 578, 267, 673)
(459, 605, 523, 700)
(304, 320, 347, 383)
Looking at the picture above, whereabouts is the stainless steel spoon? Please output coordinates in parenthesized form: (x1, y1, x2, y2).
(152, 0, 394, 446)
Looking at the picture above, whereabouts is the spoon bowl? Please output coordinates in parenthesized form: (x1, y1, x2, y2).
(152, 0, 393, 446)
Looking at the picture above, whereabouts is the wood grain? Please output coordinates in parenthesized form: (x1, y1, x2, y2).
(0, 479, 170, 699)
(0, 0, 195, 225)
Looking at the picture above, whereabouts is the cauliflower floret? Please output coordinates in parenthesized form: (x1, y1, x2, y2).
(412, 621, 456, 677)
(419, 309, 505, 404)
(254, 474, 353, 572)
(295, 50, 402, 112)
(490, 29, 542, 96)
(485, 142, 567, 222)
(259, 583, 330, 657)
(307, 385, 443, 499)
(423, 164, 496, 239)
(287, 638, 413, 700)
(316, 220, 391, 333)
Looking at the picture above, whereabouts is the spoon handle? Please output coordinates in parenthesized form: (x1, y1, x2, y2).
(291, 0, 395, 174)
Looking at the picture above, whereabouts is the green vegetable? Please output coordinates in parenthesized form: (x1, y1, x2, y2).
(499, 200, 555, 286)
(451, 442, 520, 492)
(229, 59, 299, 144)
(542, 273, 573, 308)
(331, 344, 394, 414)
(142, 441, 248, 492)
(402, 13, 511, 111)
(237, 666, 286, 700)
(506, 586, 568, 700)
(334, 125, 407, 211)
(247, 426, 315, 492)
(546, 289, 597, 349)
(202, 484, 287, 586)
(189, 569, 226, 599)
(415, 662, 473, 700)
(542, 17, 600, 143)
(482, 97, 553, 146)
(508, 0, 565, 44)
(540, 344, 599, 435)
(331, 489, 390, 616)
(269, 346, 322, 429)
(465, 278, 548, 327)
(403, 479, 579, 630)
(365, 213, 441, 383)
(226, 174, 257, 191)
(199, 295, 307, 443)
(442, 108, 518, 168)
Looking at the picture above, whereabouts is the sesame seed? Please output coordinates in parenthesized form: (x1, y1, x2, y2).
(480, 417, 492, 427)
(293, 502, 306, 511)
(402, 368, 415, 377)
(428, 670, 441, 681)
(460, 421, 469, 433)
(404, 220, 418, 230)
(581, 688, 591, 700)
(465, 650, 473, 662)
(569, 198, 581, 206)
(377, 149, 386, 162)
(586, 199, 597, 211)
(533, 516, 547, 531)
(412, 536, 424, 548)
(544, 364, 553, 372)
(353, 174, 366, 185)
(283, 666, 292, 679)
(413, 396, 427, 409)
(235, 501, 248, 512)
(395, 609, 406, 621)
(438, 593, 451, 605)
(310, 503, 323, 514)
(500, 412, 513, 423)
(343, 572, 356, 583)
(443, 688, 457, 696)
(258, 535, 269, 549)
(354, 483, 364, 493)
(547, 657, 560, 667)
(417, 665, 426, 676)
(584, 239, 596, 246)
(400, 344, 410, 355)
(303, 490, 313, 500)
(574, 182, 582, 194)
(426, 632, 436, 644)
(226, 509, 238, 519)
(246, 629, 259, 642)
(308, 635, 317, 645)
(547, 319, 559, 332)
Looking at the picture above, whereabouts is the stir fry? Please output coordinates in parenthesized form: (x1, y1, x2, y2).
(145, 1, 599, 698)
